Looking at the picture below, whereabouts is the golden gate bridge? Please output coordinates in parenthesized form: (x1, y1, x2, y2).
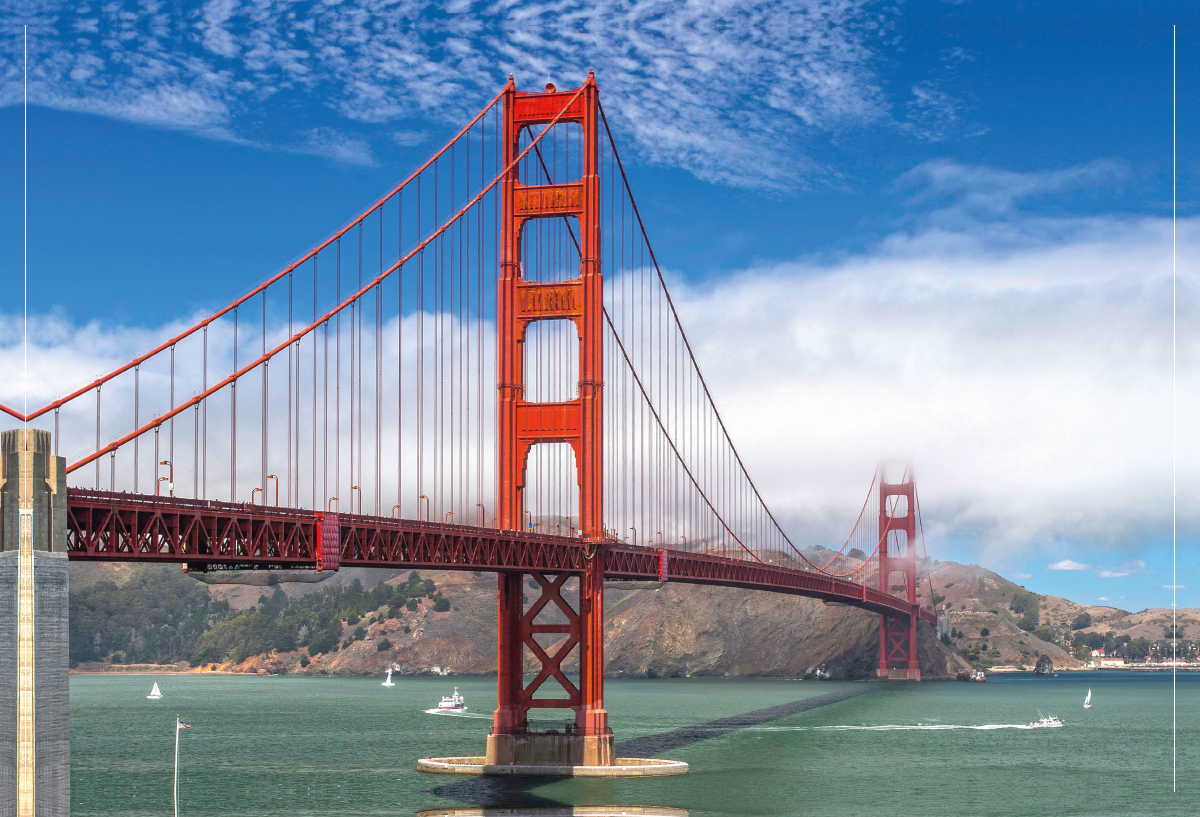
(2, 73, 934, 773)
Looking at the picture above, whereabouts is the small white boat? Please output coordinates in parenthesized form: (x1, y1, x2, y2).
(1083, 689, 1092, 709)
(437, 687, 466, 712)
(147, 682, 162, 700)
(381, 667, 395, 687)
(1029, 711, 1063, 728)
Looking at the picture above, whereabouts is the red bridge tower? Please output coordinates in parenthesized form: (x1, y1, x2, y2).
(489, 73, 612, 766)
(877, 473, 920, 681)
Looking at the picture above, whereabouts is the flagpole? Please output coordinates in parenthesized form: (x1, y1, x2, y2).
(174, 717, 180, 817)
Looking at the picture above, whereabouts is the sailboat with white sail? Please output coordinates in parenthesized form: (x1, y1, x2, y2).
(147, 682, 162, 700)
(1083, 688, 1092, 709)
(381, 667, 395, 687)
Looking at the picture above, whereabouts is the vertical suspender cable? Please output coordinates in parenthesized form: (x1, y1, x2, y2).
(232, 307, 238, 502)
(202, 326, 208, 499)
(133, 366, 139, 491)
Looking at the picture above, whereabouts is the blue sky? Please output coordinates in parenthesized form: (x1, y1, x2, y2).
(1, 0, 1197, 612)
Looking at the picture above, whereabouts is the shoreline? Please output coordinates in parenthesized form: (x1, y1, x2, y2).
(986, 666, 1200, 675)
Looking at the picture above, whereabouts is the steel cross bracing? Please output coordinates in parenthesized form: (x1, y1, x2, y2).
(64, 488, 933, 623)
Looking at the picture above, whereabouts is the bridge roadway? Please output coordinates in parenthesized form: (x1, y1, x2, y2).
(65, 489, 933, 623)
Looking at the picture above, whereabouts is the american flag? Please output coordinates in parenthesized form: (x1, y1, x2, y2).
(177, 719, 192, 730)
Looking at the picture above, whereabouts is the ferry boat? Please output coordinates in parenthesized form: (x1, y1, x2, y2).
(1029, 712, 1064, 728)
(437, 687, 466, 712)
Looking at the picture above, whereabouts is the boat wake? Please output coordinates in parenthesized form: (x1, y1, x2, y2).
(752, 723, 1040, 732)
(423, 708, 490, 719)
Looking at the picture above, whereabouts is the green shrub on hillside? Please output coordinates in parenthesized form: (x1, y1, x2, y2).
(71, 567, 448, 667)
(1010, 591, 1040, 630)
(69, 565, 220, 664)
(1033, 626, 1056, 643)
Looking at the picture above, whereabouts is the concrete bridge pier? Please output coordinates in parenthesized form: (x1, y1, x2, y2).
(1, 429, 70, 816)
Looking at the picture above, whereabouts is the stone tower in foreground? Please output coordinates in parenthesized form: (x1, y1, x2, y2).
(1, 429, 70, 816)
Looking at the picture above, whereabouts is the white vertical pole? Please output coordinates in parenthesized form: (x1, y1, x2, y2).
(174, 718, 180, 817)
(1171, 22, 1177, 795)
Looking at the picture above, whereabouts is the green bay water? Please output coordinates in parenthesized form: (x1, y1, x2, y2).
(71, 671, 1195, 816)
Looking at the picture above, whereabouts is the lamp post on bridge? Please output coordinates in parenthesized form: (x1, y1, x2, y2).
(156, 460, 173, 497)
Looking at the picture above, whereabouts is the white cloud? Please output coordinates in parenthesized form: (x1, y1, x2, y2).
(1, 0, 899, 187)
(1096, 560, 1149, 579)
(391, 131, 427, 148)
(301, 128, 375, 166)
(663, 200, 1199, 555)
(0, 162, 1194, 567)
(201, 0, 240, 59)
(1048, 560, 1093, 572)
(1010, 572, 1032, 579)
(896, 159, 1128, 221)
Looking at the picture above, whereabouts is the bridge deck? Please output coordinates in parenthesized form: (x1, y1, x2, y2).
(64, 489, 933, 623)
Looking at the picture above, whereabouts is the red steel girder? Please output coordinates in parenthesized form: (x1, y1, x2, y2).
(65, 488, 933, 624)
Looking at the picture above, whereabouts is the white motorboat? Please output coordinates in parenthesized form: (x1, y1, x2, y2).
(147, 682, 162, 700)
(437, 687, 466, 712)
(1083, 688, 1092, 709)
(381, 667, 395, 687)
(1029, 711, 1063, 728)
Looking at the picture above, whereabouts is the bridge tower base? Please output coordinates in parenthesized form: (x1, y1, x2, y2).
(1, 429, 71, 816)
(877, 613, 921, 682)
(486, 560, 613, 768)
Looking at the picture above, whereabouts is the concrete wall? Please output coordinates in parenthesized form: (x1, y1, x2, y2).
(34, 552, 69, 817)
(1, 430, 70, 816)
(0, 552, 17, 817)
